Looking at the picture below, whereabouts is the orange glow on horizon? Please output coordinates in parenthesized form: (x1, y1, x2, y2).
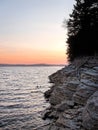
(0, 49, 67, 64)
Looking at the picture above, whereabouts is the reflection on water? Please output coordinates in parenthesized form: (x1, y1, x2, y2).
(0, 66, 62, 130)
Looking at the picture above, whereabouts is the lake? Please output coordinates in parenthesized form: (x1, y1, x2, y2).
(0, 66, 63, 130)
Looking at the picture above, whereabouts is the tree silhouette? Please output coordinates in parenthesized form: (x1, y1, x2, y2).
(66, 0, 98, 61)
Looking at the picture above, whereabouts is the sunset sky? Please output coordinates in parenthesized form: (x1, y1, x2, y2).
(0, 0, 74, 64)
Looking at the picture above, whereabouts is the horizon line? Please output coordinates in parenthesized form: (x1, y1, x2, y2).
(0, 63, 65, 67)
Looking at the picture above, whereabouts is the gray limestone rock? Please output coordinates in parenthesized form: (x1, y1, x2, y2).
(49, 84, 76, 105)
(82, 91, 98, 130)
(56, 100, 75, 112)
(44, 57, 98, 130)
(56, 116, 78, 130)
(66, 80, 79, 92)
(73, 83, 97, 105)
(49, 86, 67, 105)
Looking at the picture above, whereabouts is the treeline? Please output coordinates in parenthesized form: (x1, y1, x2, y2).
(65, 0, 98, 61)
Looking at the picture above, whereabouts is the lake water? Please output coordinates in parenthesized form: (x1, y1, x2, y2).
(0, 66, 63, 130)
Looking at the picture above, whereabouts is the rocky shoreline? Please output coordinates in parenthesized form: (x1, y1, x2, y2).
(43, 56, 98, 130)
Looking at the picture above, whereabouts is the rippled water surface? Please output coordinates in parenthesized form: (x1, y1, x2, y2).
(0, 66, 62, 130)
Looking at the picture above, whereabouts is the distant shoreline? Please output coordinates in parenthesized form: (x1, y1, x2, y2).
(0, 64, 65, 67)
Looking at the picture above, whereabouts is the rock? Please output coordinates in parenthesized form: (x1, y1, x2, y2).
(56, 102, 70, 112)
(42, 109, 52, 120)
(47, 110, 59, 119)
(93, 66, 98, 71)
(56, 116, 77, 130)
(82, 91, 98, 130)
(48, 125, 62, 130)
(43, 56, 98, 130)
(44, 89, 53, 99)
(77, 107, 84, 114)
(66, 100, 75, 107)
(81, 79, 98, 88)
(55, 100, 74, 112)
(83, 69, 98, 77)
(49, 68, 65, 84)
(81, 70, 98, 84)
(66, 80, 79, 92)
(73, 83, 97, 105)
(49, 86, 74, 105)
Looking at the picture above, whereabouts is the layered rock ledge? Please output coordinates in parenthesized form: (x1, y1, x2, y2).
(43, 56, 98, 130)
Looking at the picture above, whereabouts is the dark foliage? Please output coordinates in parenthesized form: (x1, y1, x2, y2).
(66, 0, 98, 61)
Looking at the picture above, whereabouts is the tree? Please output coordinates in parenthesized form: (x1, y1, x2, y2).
(66, 0, 98, 61)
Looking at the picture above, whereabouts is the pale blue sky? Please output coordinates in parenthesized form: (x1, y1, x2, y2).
(0, 0, 75, 64)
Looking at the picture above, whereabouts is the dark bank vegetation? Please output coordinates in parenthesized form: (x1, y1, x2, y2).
(64, 0, 98, 61)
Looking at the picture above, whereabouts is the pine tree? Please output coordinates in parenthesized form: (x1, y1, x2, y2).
(66, 0, 98, 61)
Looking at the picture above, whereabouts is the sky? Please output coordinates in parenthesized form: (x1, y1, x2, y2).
(0, 0, 74, 64)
